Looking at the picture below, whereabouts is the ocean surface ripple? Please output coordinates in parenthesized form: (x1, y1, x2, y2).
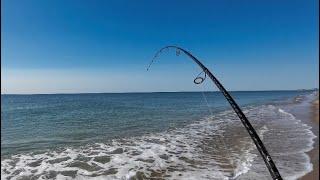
(1, 91, 316, 179)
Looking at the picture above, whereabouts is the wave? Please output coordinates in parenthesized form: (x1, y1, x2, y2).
(1, 103, 316, 180)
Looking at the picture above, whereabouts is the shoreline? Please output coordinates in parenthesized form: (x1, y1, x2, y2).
(1, 91, 318, 179)
(300, 93, 319, 180)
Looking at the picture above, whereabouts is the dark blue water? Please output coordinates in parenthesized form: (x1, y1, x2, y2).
(1, 91, 312, 157)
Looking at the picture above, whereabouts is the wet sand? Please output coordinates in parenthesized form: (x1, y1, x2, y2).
(301, 94, 319, 180)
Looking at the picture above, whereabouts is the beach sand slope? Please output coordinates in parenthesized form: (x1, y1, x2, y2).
(301, 94, 319, 180)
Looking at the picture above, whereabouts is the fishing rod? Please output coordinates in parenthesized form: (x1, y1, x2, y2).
(147, 45, 283, 180)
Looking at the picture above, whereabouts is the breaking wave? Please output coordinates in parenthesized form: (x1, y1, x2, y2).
(1, 104, 316, 180)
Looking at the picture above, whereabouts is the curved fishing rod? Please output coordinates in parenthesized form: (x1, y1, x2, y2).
(148, 45, 283, 180)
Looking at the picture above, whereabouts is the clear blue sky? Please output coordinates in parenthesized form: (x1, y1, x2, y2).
(1, 0, 319, 94)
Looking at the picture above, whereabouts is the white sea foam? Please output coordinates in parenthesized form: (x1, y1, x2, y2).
(276, 108, 316, 180)
(1, 103, 316, 180)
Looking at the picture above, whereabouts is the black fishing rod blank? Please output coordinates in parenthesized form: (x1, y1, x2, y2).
(147, 45, 283, 180)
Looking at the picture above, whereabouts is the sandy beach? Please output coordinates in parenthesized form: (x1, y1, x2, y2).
(301, 93, 319, 180)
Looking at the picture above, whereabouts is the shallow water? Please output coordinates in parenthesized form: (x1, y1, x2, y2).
(1, 91, 317, 179)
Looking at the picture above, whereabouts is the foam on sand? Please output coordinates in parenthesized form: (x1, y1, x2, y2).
(1, 104, 316, 180)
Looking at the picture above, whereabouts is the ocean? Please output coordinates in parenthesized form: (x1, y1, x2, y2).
(1, 90, 317, 179)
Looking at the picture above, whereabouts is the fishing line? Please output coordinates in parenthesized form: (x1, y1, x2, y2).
(147, 46, 283, 180)
(195, 72, 236, 176)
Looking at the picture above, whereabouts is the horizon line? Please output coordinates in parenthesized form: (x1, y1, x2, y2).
(1, 89, 317, 95)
